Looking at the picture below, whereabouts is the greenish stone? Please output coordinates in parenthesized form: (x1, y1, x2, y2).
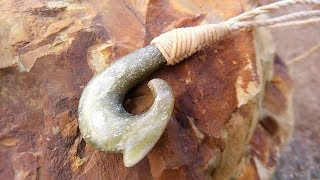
(78, 45, 174, 167)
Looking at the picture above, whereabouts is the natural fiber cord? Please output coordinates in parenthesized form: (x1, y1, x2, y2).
(151, 0, 320, 65)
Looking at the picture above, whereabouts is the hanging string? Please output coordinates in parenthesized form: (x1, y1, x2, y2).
(151, 0, 320, 65)
(287, 43, 320, 65)
(270, 17, 320, 28)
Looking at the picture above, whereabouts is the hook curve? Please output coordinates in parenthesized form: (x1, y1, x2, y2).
(78, 45, 174, 167)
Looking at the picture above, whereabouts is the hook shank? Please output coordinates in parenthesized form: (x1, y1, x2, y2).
(78, 45, 174, 167)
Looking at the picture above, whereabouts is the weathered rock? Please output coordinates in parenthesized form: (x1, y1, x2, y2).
(0, 0, 293, 179)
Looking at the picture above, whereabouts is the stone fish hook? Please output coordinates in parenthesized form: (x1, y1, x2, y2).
(78, 45, 174, 167)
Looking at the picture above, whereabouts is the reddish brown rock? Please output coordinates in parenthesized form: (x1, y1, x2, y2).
(0, 0, 293, 179)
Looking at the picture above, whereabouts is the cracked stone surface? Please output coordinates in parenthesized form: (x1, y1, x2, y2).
(257, 1, 320, 179)
(0, 0, 294, 179)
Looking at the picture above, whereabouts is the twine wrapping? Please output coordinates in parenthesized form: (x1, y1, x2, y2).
(151, 0, 320, 65)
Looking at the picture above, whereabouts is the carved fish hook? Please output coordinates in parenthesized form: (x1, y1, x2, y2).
(78, 45, 174, 167)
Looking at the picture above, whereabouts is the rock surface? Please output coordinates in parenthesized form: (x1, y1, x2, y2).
(0, 0, 293, 179)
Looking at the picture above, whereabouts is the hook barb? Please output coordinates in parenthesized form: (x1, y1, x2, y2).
(78, 45, 174, 167)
